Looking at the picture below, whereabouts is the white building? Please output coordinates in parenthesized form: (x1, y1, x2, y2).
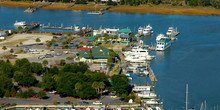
(0, 31, 6, 40)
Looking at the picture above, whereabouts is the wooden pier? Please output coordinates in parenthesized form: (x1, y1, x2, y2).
(147, 65, 157, 82)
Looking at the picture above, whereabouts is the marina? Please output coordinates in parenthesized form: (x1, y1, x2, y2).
(0, 6, 220, 109)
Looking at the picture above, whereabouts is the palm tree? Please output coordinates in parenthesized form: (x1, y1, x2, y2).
(92, 81, 99, 93)
(2, 46, 7, 51)
(10, 49, 14, 55)
(75, 83, 81, 92)
(99, 82, 105, 95)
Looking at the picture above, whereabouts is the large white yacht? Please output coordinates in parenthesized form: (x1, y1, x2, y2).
(155, 34, 171, 51)
(14, 21, 26, 26)
(137, 91, 157, 99)
(143, 25, 153, 36)
(123, 46, 154, 61)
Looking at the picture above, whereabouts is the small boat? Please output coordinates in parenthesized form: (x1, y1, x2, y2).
(143, 99, 159, 104)
(166, 27, 179, 37)
(74, 24, 80, 32)
(137, 91, 157, 99)
(143, 25, 153, 36)
(88, 11, 104, 15)
(14, 21, 26, 26)
(138, 26, 144, 35)
(24, 7, 36, 13)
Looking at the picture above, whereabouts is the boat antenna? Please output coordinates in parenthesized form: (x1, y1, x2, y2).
(186, 84, 188, 110)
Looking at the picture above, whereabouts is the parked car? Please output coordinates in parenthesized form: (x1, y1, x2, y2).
(93, 101, 102, 105)
(78, 101, 89, 104)
(32, 51, 40, 54)
(55, 52, 62, 56)
(45, 53, 54, 58)
(49, 90, 56, 94)
(38, 56, 45, 60)
(64, 101, 72, 104)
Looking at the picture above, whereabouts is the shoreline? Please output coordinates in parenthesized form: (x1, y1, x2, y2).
(0, 1, 220, 16)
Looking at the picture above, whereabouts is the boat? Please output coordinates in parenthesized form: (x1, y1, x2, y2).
(138, 26, 144, 35)
(143, 25, 153, 36)
(14, 21, 26, 26)
(166, 27, 179, 37)
(156, 34, 167, 42)
(123, 46, 154, 61)
(143, 99, 159, 104)
(74, 24, 80, 32)
(137, 91, 157, 99)
(88, 11, 104, 15)
(24, 7, 36, 13)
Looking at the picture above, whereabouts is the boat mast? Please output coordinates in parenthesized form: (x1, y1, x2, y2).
(186, 84, 188, 110)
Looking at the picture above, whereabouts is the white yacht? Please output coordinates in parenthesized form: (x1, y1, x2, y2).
(137, 91, 157, 99)
(143, 99, 159, 104)
(125, 55, 147, 63)
(138, 26, 144, 35)
(156, 34, 167, 42)
(156, 38, 171, 51)
(123, 46, 154, 61)
(166, 27, 179, 37)
(143, 25, 153, 36)
(74, 24, 80, 32)
(14, 21, 26, 26)
(88, 11, 104, 15)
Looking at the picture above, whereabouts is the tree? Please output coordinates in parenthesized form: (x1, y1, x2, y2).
(111, 74, 129, 95)
(42, 60, 48, 67)
(37, 91, 46, 98)
(66, 57, 73, 61)
(35, 38, 41, 43)
(10, 49, 14, 54)
(31, 62, 43, 74)
(60, 59, 66, 66)
(10, 87, 16, 97)
(4, 90, 10, 97)
(89, 53, 93, 60)
(92, 81, 99, 93)
(41, 74, 56, 91)
(2, 46, 7, 51)
(75, 82, 82, 92)
(17, 26, 23, 31)
(19, 42, 23, 45)
(99, 82, 105, 95)
(67, 32, 73, 36)
(24, 27, 29, 32)
(0, 75, 13, 97)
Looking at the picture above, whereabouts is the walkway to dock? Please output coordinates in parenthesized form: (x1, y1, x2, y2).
(147, 65, 157, 82)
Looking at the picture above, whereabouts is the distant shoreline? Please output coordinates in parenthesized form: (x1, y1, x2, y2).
(0, 1, 220, 16)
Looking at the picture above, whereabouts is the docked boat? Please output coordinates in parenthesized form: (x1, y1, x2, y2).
(143, 25, 153, 36)
(143, 99, 159, 104)
(137, 91, 157, 99)
(74, 25, 80, 32)
(166, 27, 179, 37)
(24, 7, 36, 13)
(14, 21, 26, 26)
(123, 46, 154, 61)
(156, 36, 171, 50)
(88, 11, 104, 15)
(138, 26, 144, 35)
(156, 34, 167, 42)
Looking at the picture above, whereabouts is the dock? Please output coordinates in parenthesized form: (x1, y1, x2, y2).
(24, 3, 52, 13)
(147, 65, 157, 82)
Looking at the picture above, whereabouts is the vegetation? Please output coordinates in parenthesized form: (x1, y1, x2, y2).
(35, 38, 41, 42)
(2, 46, 7, 51)
(37, 91, 46, 98)
(0, 58, 130, 99)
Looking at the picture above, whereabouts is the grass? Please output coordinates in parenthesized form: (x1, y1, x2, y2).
(110, 66, 120, 76)
(0, 39, 28, 46)
(0, 1, 220, 15)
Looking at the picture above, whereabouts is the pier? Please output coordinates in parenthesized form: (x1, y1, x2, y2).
(147, 65, 157, 82)
(24, 3, 52, 13)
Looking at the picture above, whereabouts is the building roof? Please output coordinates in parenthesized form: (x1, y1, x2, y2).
(91, 46, 111, 59)
(83, 43, 87, 45)
(78, 49, 91, 58)
(117, 29, 131, 34)
(79, 47, 91, 51)
(78, 46, 111, 59)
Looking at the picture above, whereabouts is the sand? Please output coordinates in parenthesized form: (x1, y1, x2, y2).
(0, 33, 53, 46)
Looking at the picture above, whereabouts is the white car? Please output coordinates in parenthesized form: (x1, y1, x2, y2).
(93, 101, 102, 105)
(49, 90, 56, 94)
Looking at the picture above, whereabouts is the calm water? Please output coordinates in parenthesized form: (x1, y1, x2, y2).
(1, 6, 220, 110)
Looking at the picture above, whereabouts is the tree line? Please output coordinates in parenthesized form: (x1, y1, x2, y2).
(0, 58, 131, 100)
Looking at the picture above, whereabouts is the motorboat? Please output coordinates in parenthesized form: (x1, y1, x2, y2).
(156, 34, 167, 42)
(123, 46, 154, 61)
(137, 91, 157, 99)
(138, 26, 144, 35)
(166, 27, 179, 37)
(14, 21, 26, 26)
(143, 99, 159, 104)
(143, 25, 153, 36)
(74, 25, 80, 32)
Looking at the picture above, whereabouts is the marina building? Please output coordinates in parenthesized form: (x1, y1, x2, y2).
(0, 31, 6, 40)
